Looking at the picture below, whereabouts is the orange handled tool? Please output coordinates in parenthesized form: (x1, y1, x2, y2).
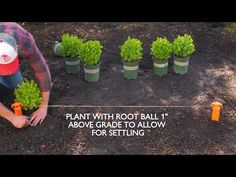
(11, 102, 23, 116)
(211, 102, 223, 121)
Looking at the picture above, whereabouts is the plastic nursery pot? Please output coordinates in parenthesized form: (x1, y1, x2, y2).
(64, 57, 80, 74)
(174, 55, 190, 75)
(153, 59, 169, 76)
(123, 61, 139, 80)
(83, 63, 100, 82)
(53, 41, 62, 57)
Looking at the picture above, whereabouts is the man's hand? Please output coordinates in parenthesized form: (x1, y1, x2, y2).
(29, 91, 50, 127)
(30, 106, 48, 126)
(11, 115, 30, 128)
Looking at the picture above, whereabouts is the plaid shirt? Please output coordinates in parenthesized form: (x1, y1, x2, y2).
(0, 22, 52, 92)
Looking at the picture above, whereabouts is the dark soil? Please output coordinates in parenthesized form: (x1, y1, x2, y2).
(0, 22, 235, 154)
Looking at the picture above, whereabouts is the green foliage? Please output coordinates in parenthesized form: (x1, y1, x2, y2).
(172, 34, 195, 58)
(60, 33, 83, 58)
(120, 36, 143, 62)
(80, 40, 103, 66)
(14, 80, 42, 111)
(151, 37, 172, 60)
(224, 22, 236, 32)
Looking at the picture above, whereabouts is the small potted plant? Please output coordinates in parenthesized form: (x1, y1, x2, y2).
(172, 34, 195, 74)
(13, 79, 42, 116)
(151, 37, 172, 76)
(80, 40, 103, 82)
(120, 36, 143, 80)
(60, 33, 83, 74)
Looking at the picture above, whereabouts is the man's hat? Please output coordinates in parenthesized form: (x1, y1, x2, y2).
(0, 33, 19, 76)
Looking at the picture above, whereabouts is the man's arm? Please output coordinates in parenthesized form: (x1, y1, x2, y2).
(9, 22, 52, 92)
(0, 102, 29, 128)
(15, 24, 52, 126)
(28, 40, 52, 126)
(40, 91, 50, 107)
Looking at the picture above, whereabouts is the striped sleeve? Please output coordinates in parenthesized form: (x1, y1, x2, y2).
(26, 36, 52, 92)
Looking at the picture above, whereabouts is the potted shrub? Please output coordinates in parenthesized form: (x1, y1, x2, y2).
(120, 36, 143, 80)
(80, 40, 103, 82)
(172, 34, 195, 74)
(151, 37, 172, 76)
(60, 33, 83, 74)
(14, 79, 42, 116)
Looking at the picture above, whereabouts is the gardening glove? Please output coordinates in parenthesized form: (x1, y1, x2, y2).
(30, 106, 48, 126)
(11, 115, 30, 128)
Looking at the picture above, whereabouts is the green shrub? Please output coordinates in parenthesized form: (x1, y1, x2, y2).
(151, 37, 172, 60)
(60, 33, 83, 58)
(172, 34, 195, 58)
(224, 22, 236, 32)
(80, 40, 103, 66)
(14, 80, 42, 111)
(120, 36, 143, 62)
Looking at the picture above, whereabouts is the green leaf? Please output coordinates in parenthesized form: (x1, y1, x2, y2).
(14, 79, 42, 111)
(120, 36, 143, 62)
(79, 40, 103, 66)
(60, 33, 83, 59)
(172, 34, 195, 58)
(151, 37, 172, 60)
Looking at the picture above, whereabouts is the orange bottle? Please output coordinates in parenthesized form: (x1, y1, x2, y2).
(211, 102, 223, 121)
(11, 102, 23, 116)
